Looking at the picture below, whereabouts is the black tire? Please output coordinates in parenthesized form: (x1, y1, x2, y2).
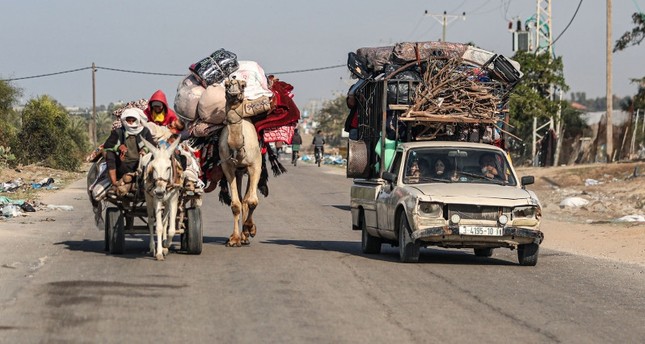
(185, 208, 203, 254)
(360, 212, 381, 254)
(474, 248, 494, 257)
(107, 209, 125, 255)
(398, 214, 420, 263)
(517, 243, 539, 266)
(104, 207, 119, 251)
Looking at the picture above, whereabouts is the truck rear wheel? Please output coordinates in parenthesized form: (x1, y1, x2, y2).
(474, 248, 494, 257)
(361, 212, 381, 254)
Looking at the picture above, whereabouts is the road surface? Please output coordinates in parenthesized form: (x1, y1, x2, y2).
(1, 160, 643, 343)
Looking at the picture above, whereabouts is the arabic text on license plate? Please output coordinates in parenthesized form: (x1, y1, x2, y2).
(459, 226, 503, 236)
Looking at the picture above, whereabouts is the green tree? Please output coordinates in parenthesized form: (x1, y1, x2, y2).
(508, 51, 569, 161)
(0, 80, 22, 148)
(96, 111, 115, 144)
(315, 95, 348, 147)
(614, 12, 645, 52)
(16, 95, 89, 171)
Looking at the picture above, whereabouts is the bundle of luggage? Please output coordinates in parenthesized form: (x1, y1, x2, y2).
(348, 41, 523, 121)
(174, 48, 300, 144)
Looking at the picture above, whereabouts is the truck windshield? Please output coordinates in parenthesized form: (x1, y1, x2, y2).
(403, 148, 517, 186)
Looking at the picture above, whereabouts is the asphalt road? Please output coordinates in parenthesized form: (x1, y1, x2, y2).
(1, 158, 644, 343)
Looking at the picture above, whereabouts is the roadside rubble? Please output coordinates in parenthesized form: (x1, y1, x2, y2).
(527, 163, 645, 224)
(300, 154, 347, 166)
(1, 201, 74, 220)
(0, 176, 73, 220)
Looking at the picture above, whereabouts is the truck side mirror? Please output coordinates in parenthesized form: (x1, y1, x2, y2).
(521, 175, 534, 188)
(382, 171, 397, 184)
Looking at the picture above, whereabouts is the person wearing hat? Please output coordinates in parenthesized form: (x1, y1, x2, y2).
(103, 108, 155, 194)
(144, 90, 178, 126)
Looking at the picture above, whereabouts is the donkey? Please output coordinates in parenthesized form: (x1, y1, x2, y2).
(141, 139, 183, 260)
(219, 78, 263, 247)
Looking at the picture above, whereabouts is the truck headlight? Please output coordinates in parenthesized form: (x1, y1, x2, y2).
(418, 202, 442, 218)
(512, 206, 538, 219)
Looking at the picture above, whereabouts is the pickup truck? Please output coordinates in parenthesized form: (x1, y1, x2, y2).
(345, 41, 542, 265)
(350, 141, 542, 265)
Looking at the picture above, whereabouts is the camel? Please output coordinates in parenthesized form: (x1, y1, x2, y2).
(141, 138, 183, 260)
(219, 77, 263, 247)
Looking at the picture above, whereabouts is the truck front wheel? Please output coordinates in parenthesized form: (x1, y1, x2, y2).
(398, 215, 420, 263)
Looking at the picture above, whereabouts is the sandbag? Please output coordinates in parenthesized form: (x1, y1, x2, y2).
(174, 74, 205, 123)
(190, 49, 239, 87)
(197, 84, 227, 124)
(242, 96, 272, 117)
(230, 61, 274, 100)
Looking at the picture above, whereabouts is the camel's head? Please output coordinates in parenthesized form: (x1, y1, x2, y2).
(225, 77, 246, 104)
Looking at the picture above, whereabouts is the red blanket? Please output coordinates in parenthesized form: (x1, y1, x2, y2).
(254, 79, 301, 143)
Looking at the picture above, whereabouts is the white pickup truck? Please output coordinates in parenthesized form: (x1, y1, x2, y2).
(345, 41, 540, 264)
(350, 141, 543, 265)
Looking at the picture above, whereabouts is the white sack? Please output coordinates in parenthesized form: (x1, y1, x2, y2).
(197, 84, 227, 124)
(230, 60, 274, 100)
(559, 196, 589, 208)
(174, 74, 205, 122)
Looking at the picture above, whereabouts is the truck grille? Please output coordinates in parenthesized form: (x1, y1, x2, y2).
(446, 204, 500, 221)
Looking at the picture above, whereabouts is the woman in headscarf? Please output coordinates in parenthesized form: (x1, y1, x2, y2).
(103, 108, 155, 189)
(429, 157, 452, 179)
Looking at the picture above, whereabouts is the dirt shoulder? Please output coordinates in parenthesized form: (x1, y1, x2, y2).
(516, 162, 645, 266)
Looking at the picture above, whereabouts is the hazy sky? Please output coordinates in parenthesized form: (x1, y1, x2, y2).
(1, 0, 643, 111)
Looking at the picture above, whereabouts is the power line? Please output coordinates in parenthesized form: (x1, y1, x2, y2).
(1, 67, 92, 81)
(550, 0, 584, 48)
(268, 64, 345, 75)
(1, 63, 347, 82)
(98, 66, 184, 77)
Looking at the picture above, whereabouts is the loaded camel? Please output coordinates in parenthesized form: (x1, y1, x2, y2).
(219, 77, 264, 247)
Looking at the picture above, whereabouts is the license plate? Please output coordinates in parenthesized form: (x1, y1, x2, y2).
(459, 226, 503, 236)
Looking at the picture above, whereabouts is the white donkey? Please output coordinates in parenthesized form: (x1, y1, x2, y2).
(141, 139, 183, 260)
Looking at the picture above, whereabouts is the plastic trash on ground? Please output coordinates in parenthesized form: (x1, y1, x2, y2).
(559, 197, 590, 208)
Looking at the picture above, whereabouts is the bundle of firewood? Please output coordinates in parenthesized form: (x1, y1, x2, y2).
(407, 58, 501, 121)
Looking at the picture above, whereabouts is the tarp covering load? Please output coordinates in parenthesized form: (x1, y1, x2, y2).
(345, 41, 522, 178)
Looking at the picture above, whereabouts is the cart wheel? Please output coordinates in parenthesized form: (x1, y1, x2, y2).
(185, 207, 203, 254)
(107, 209, 125, 254)
(104, 207, 119, 251)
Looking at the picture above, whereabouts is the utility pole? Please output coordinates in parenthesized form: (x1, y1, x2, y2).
(91, 62, 97, 147)
(424, 10, 466, 42)
(606, 0, 613, 162)
(527, 0, 555, 166)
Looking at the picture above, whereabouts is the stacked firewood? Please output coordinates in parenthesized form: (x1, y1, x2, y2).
(407, 58, 501, 121)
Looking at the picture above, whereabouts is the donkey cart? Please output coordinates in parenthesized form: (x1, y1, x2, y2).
(88, 157, 203, 256)
(103, 189, 203, 256)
